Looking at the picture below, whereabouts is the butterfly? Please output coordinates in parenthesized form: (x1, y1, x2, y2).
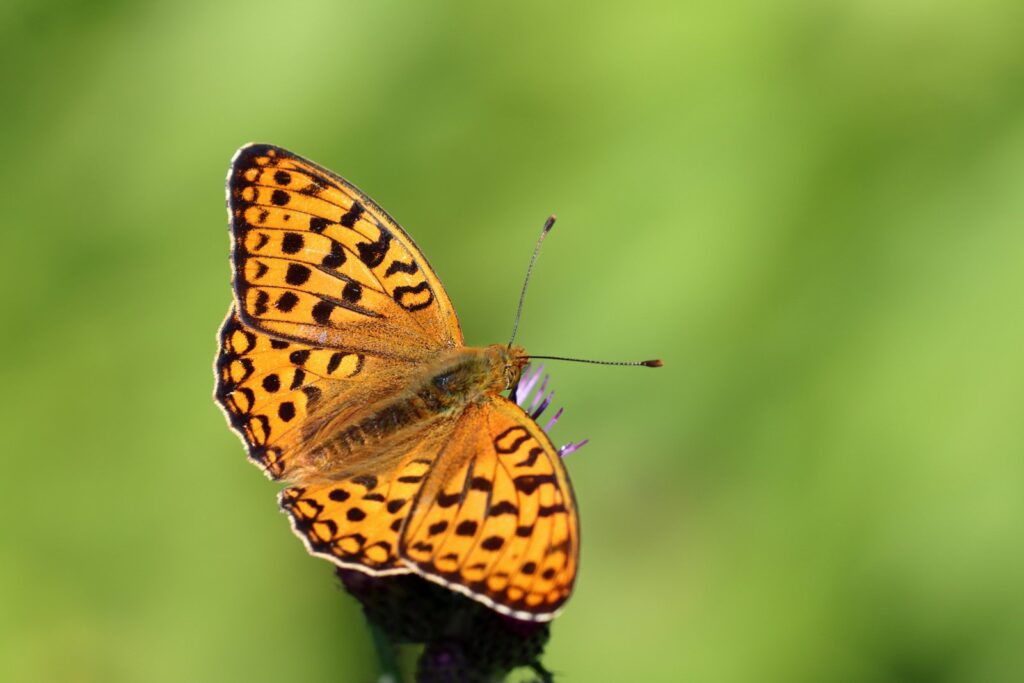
(214, 144, 580, 621)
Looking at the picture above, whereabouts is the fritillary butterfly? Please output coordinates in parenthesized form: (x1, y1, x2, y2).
(214, 144, 584, 621)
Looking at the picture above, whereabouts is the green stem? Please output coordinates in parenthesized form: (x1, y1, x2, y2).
(369, 622, 403, 683)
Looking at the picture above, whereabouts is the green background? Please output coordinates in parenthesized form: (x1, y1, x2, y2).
(4, 1, 1024, 681)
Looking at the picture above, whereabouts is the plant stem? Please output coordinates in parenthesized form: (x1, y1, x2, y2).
(369, 621, 403, 683)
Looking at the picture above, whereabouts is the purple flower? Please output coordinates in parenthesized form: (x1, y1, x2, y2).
(514, 364, 588, 457)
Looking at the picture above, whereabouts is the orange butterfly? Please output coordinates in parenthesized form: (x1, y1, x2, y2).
(214, 144, 655, 621)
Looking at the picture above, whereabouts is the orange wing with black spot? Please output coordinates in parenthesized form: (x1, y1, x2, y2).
(216, 143, 464, 482)
(216, 143, 466, 573)
(226, 143, 463, 358)
(399, 396, 579, 621)
(278, 438, 450, 574)
(214, 306, 373, 479)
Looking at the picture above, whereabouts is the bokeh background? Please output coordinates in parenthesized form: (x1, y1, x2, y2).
(3, 1, 1024, 681)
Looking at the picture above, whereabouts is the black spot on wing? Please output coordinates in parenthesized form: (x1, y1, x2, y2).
(253, 290, 270, 316)
(351, 475, 378, 490)
(320, 240, 346, 269)
(281, 232, 304, 254)
(437, 491, 461, 508)
(469, 477, 492, 492)
(494, 426, 531, 454)
(342, 281, 362, 303)
(515, 447, 544, 468)
(276, 291, 299, 312)
(311, 300, 334, 325)
(393, 282, 434, 312)
(339, 202, 365, 228)
(455, 521, 478, 536)
(537, 503, 567, 518)
(513, 474, 557, 494)
(489, 501, 518, 516)
(357, 230, 391, 268)
(480, 536, 504, 551)
(385, 259, 418, 277)
(285, 263, 311, 286)
(302, 170, 333, 193)
(327, 352, 344, 374)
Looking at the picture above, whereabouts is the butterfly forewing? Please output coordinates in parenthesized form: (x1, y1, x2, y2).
(227, 144, 463, 357)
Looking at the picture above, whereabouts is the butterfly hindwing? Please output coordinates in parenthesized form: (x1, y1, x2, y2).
(214, 306, 373, 479)
(279, 437, 451, 574)
(227, 143, 463, 357)
(399, 396, 579, 621)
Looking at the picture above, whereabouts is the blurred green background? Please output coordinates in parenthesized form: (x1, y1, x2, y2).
(3, 1, 1024, 681)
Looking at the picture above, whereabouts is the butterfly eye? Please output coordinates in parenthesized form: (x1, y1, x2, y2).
(432, 371, 454, 391)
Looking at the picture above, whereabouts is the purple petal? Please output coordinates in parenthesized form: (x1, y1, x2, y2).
(544, 407, 564, 432)
(515, 363, 544, 406)
(528, 374, 550, 413)
(559, 439, 589, 457)
(531, 391, 553, 420)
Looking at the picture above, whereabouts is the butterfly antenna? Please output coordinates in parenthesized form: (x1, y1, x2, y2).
(508, 214, 557, 348)
(525, 355, 663, 368)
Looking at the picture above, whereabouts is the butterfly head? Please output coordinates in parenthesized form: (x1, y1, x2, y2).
(486, 343, 529, 392)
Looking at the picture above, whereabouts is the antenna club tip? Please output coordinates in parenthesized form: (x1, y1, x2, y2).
(543, 214, 557, 231)
(642, 359, 664, 368)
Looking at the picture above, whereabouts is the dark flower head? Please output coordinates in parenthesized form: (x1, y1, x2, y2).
(338, 568, 551, 682)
